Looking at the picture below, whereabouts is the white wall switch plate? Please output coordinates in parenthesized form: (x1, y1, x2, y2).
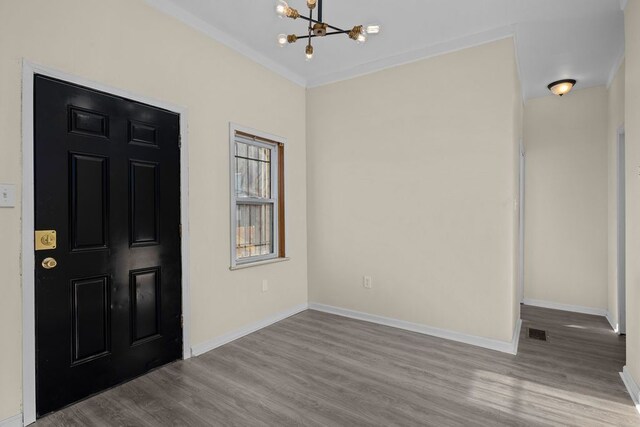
(262, 279, 269, 292)
(0, 184, 16, 208)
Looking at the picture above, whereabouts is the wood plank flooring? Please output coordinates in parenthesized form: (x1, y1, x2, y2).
(36, 305, 639, 426)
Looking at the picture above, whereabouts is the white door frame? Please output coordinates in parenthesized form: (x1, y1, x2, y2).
(518, 140, 525, 303)
(617, 125, 626, 335)
(21, 60, 192, 425)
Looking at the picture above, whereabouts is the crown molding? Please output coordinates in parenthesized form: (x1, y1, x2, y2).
(143, 0, 307, 87)
(306, 26, 515, 88)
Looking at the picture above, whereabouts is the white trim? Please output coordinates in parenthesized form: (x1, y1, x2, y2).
(229, 257, 290, 270)
(306, 27, 515, 88)
(191, 303, 308, 357)
(607, 50, 625, 89)
(21, 60, 192, 424)
(606, 311, 620, 333)
(512, 318, 523, 355)
(0, 414, 22, 427)
(143, 0, 306, 87)
(617, 126, 626, 335)
(518, 142, 525, 303)
(522, 299, 607, 316)
(21, 61, 37, 427)
(620, 366, 640, 415)
(309, 303, 522, 355)
(621, 0, 629, 11)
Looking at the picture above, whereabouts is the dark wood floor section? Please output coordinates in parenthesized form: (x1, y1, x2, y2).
(36, 305, 638, 426)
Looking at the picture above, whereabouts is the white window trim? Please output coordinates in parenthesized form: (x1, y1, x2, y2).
(229, 123, 286, 268)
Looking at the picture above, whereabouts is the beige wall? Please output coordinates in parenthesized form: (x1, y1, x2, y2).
(0, 0, 308, 420)
(523, 87, 608, 311)
(608, 62, 625, 329)
(307, 38, 521, 343)
(625, 0, 640, 385)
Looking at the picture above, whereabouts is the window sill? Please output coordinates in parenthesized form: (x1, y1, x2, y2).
(229, 257, 290, 271)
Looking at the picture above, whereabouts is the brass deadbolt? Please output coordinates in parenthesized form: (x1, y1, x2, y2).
(35, 230, 57, 251)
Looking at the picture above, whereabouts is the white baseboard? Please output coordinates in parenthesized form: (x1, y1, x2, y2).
(191, 303, 308, 357)
(522, 298, 607, 317)
(309, 303, 521, 355)
(606, 311, 620, 333)
(0, 414, 22, 427)
(512, 318, 523, 355)
(621, 366, 640, 415)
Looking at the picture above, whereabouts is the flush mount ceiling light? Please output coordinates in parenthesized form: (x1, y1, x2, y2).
(276, 0, 380, 61)
(547, 79, 577, 97)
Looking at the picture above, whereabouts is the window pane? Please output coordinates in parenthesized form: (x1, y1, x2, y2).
(236, 203, 274, 259)
(236, 142, 248, 157)
(235, 141, 271, 199)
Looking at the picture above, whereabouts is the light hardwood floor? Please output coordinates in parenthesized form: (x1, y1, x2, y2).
(36, 305, 639, 426)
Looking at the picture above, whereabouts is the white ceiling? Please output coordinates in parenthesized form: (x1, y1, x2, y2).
(145, 0, 625, 100)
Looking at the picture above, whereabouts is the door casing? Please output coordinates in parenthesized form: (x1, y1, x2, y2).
(21, 60, 192, 425)
(617, 125, 626, 335)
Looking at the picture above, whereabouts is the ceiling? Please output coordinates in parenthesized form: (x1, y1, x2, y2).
(145, 0, 625, 100)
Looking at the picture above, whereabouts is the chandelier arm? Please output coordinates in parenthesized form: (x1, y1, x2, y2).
(318, 0, 323, 23)
(295, 31, 348, 40)
(297, 15, 346, 33)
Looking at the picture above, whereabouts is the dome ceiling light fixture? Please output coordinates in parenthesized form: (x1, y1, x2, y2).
(547, 79, 577, 97)
(276, 0, 380, 61)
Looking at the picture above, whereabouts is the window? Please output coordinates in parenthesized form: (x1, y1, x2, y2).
(230, 125, 285, 267)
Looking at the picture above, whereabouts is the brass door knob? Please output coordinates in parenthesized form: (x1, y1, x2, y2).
(42, 257, 58, 270)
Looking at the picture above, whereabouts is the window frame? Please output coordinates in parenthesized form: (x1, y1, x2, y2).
(229, 123, 286, 268)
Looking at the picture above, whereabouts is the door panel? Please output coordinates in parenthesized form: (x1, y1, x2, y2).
(71, 276, 111, 364)
(70, 153, 109, 250)
(130, 267, 162, 344)
(130, 160, 160, 246)
(34, 75, 182, 417)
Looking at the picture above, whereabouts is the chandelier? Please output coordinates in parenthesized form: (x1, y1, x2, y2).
(275, 0, 380, 61)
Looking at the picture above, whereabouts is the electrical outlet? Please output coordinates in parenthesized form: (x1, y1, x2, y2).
(363, 276, 372, 289)
(0, 184, 16, 208)
(262, 279, 269, 292)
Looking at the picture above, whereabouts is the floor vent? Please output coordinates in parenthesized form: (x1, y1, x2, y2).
(528, 328, 547, 341)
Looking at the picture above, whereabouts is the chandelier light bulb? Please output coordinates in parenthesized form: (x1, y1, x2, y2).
(366, 25, 381, 35)
(357, 27, 367, 44)
(305, 44, 314, 61)
(277, 33, 288, 47)
(307, 0, 317, 9)
(275, 0, 289, 18)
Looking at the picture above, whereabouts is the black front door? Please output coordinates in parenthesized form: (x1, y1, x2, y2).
(34, 75, 182, 417)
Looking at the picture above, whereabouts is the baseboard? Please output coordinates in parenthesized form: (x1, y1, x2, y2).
(620, 366, 640, 415)
(0, 414, 22, 427)
(309, 303, 521, 355)
(191, 303, 308, 357)
(606, 311, 620, 333)
(522, 298, 607, 317)
(512, 318, 523, 355)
